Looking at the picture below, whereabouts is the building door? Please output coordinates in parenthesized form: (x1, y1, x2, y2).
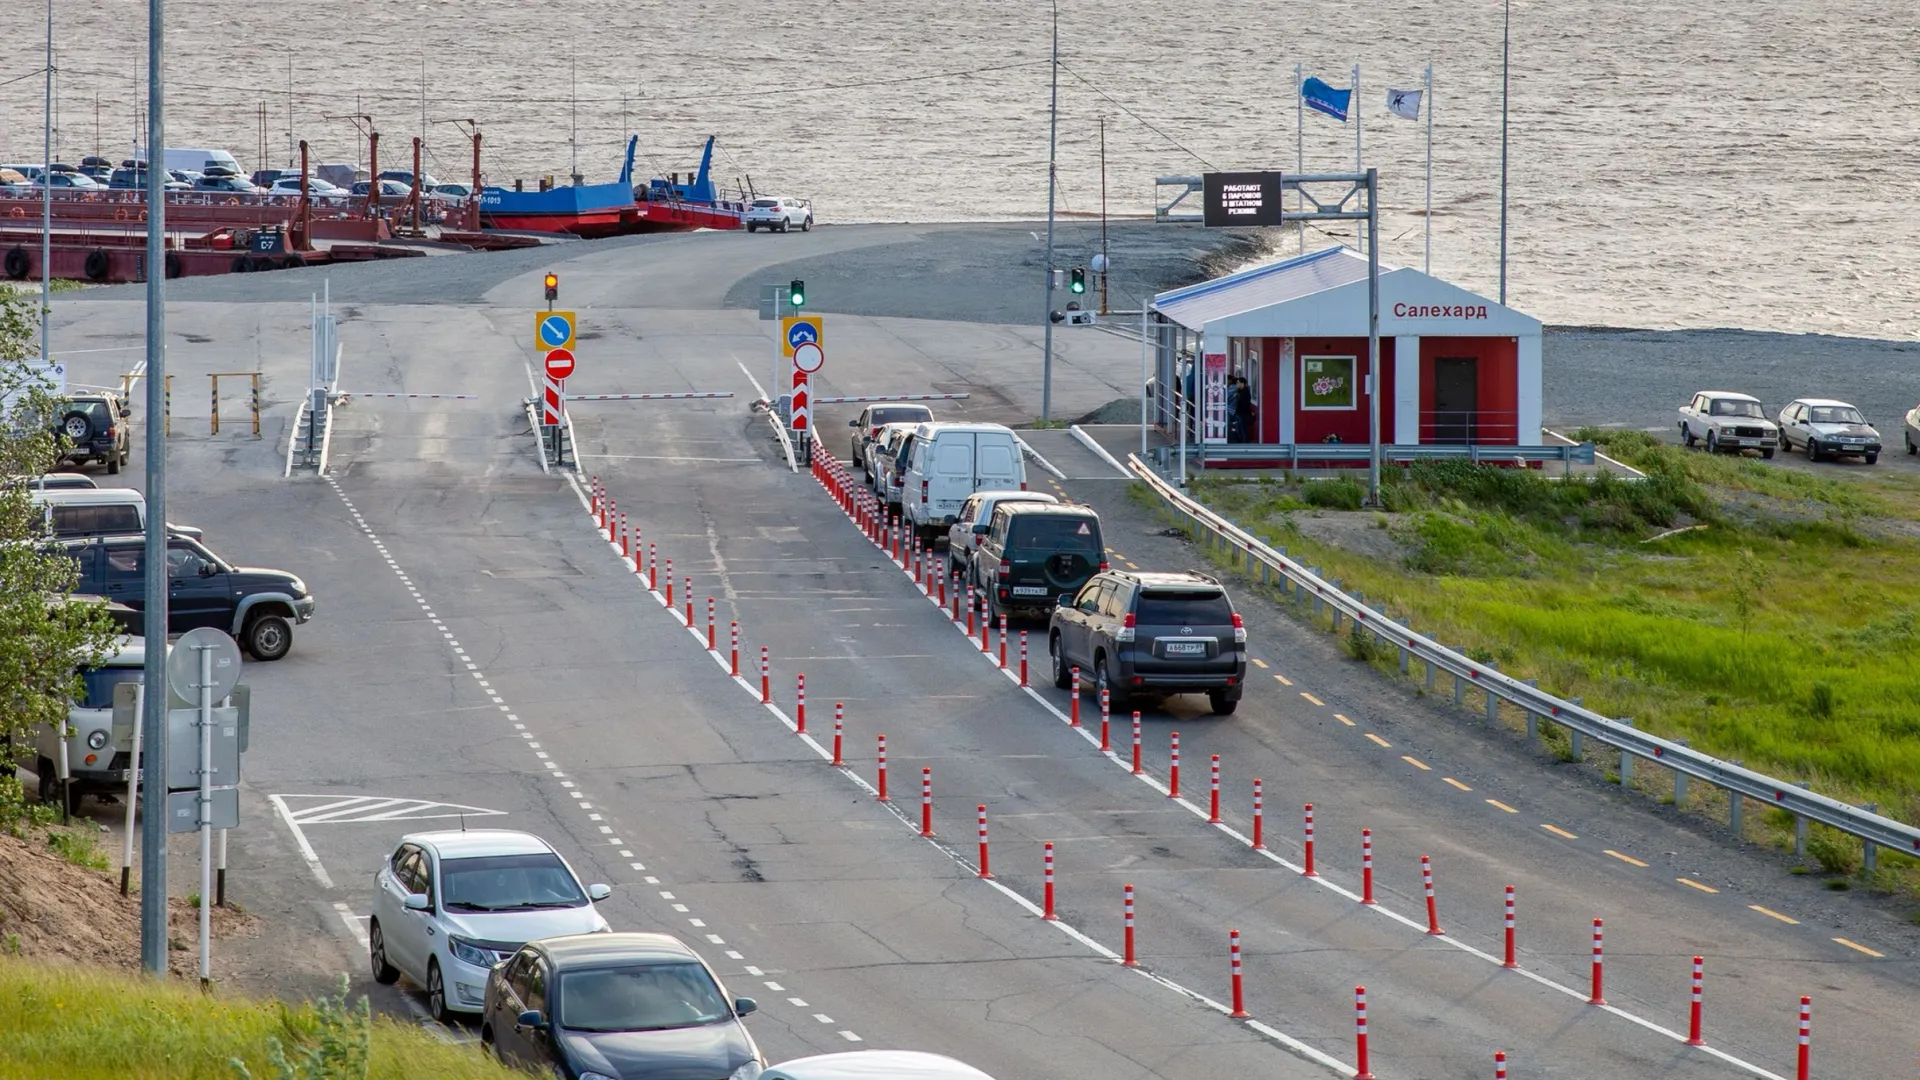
(1432, 357, 1478, 444)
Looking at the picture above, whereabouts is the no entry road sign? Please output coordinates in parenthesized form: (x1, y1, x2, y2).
(545, 348, 576, 380)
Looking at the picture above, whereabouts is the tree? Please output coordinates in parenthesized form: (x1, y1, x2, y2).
(0, 282, 121, 821)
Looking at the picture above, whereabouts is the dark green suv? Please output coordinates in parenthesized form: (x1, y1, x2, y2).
(969, 503, 1105, 622)
(49, 392, 132, 474)
(55, 533, 315, 660)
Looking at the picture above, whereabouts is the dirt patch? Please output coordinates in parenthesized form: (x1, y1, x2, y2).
(1280, 510, 1413, 566)
(0, 828, 256, 979)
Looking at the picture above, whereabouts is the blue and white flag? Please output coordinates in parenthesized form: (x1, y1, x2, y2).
(1301, 76, 1351, 122)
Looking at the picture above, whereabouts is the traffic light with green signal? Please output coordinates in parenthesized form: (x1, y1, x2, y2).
(789, 279, 806, 307)
(1070, 267, 1086, 294)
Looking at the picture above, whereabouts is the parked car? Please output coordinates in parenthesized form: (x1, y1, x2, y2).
(34, 171, 102, 190)
(54, 533, 313, 659)
(30, 487, 201, 540)
(370, 830, 613, 1023)
(946, 491, 1058, 574)
(1775, 398, 1881, 463)
(1047, 570, 1247, 714)
(1677, 391, 1778, 457)
(847, 403, 934, 476)
(429, 183, 472, 199)
(482, 932, 763, 1080)
(266, 176, 348, 198)
(349, 179, 414, 198)
(108, 167, 190, 191)
(193, 174, 261, 194)
(249, 168, 296, 189)
(898, 423, 1027, 542)
(866, 424, 918, 506)
(762, 1053, 996, 1080)
(23, 626, 148, 813)
(47, 391, 130, 473)
(1905, 402, 1920, 456)
(0, 167, 30, 191)
(969, 503, 1105, 622)
(7, 471, 97, 490)
(743, 197, 813, 233)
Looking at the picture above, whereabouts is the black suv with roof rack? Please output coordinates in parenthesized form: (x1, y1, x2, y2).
(1047, 569, 1248, 715)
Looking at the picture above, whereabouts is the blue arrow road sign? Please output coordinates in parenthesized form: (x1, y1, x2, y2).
(787, 321, 819, 349)
(540, 314, 573, 348)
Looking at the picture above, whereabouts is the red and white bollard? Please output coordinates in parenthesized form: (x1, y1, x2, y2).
(1251, 779, 1264, 850)
(760, 647, 770, 704)
(683, 578, 692, 626)
(1042, 842, 1057, 920)
(1122, 883, 1137, 967)
(1068, 669, 1081, 726)
(1168, 731, 1181, 798)
(648, 543, 658, 589)
(729, 622, 739, 676)
(632, 526, 642, 574)
(976, 805, 992, 879)
(606, 498, 616, 541)
(664, 559, 674, 607)
(1502, 885, 1517, 968)
(1130, 712, 1143, 774)
(589, 475, 600, 525)
(1422, 854, 1443, 935)
(1208, 754, 1222, 823)
(706, 598, 716, 650)
(920, 767, 933, 836)
(1354, 986, 1374, 1080)
(1303, 804, 1317, 876)
(831, 703, 844, 767)
(1099, 688, 1111, 750)
(979, 599, 990, 652)
(1686, 955, 1704, 1046)
(1795, 995, 1810, 1080)
(998, 615, 1008, 668)
(876, 734, 889, 801)
(619, 510, 629, 557)
(795, 673, 807, 734)
(965, 585, 976, 635)
(1589, 918, 1607, 1005)
(938, 567, 948, 608)
(1019, 631, 1028, 686)
(1228, 928, 1249, 1018)
(1361, 829, 1376, 905)
(1495, 1050, 1507, 1080)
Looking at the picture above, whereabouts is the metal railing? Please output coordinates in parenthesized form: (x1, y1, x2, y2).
(1128, 452, 1920, 868)
(1150, 441, 1597, 471)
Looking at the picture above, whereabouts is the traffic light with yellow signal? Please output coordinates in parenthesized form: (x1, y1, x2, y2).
(544, 272, 559, 304)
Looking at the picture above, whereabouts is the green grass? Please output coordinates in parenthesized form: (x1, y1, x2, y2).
(1175, 450, 1920, 835)
(44, 826, 109, 871)
(0, 959, 521, 1080)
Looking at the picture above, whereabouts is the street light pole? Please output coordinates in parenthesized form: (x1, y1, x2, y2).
(140, 0, 171, 977)
(1039, 0, 1059, 422)
(1498, 0, 1510, 306)
(41, 0, 53, 374)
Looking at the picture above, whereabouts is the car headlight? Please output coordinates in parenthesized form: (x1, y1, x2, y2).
(731, 1063, 765, 1080)
(290, 577, 308, 597)
(86, 729, 109, 750)
(447, 936, 494, 967)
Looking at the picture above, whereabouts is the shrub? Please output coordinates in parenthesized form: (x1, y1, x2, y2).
(1806, 829, 1860, 877)
(1301, 479, 1364, 511)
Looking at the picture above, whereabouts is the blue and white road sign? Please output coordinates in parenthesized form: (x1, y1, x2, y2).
(535, 311, 577, 352)
(781, 315, 823, 358)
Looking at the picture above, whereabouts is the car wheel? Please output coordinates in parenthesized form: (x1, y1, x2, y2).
(1207, 689, 1239, 716)
(746, 223, 757, 233)
(480, 1025, 496, 1057)
(1865, 452, 1879, 465)
(1680, 424, 1695, 448)
(1095, 653, 1128, 710)
(61, 411, 94, 443)
(1806, 438, 1820, 462)
(1049, 634, 1072, 689)
(1907, 434, 1916, 455)
(35, 756, 73, 815)
(244, 613, 293, 661)
(106, 450, 120, 475)
(1761, 447, 1775, 459)
(1704, 430, 1719, 454)
(369, 919, 401, 985)
(801, 216, 813, 232)
(427, 959, 451, 1024)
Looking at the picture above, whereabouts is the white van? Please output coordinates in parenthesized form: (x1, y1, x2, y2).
(899, 423, 1027, 540)
(138, 146, 243, 176)
(31, 488, 202, 540)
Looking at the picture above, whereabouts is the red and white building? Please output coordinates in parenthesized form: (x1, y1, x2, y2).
(1148, 246, 1544, 452)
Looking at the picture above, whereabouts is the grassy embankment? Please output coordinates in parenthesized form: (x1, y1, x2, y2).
(0, 958, 518, 1080)
(1166, 433, 1920, 888)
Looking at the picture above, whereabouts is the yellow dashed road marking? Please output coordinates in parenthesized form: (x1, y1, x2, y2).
(1363, 733, 1391, 748)
(1443, 777, 1472, 792)
(1300, 692, 1325, 707)
(1540, 824, 1579, 840)
(1750, 905, 1799, 925)
(1333, 713, 1356, 727)
(1401, 755, 1430, 770)
(1604, 849, 1648, 867)
(1677, 878, 1719, 893)
(1250, 658, 1268, 669)
(1124, 562, 1139, 569)
(1834, 938, 1884, 958)
(1274, 674, 1293, 686)
(1486, 799, 1518, 814)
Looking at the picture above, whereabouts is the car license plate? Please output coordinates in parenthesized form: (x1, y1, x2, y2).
(1164, 641, 1207, 655)
(1011, 586, 1048, 597)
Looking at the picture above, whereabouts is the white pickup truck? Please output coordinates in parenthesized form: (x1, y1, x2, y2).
(1677, 391, 1779, 458)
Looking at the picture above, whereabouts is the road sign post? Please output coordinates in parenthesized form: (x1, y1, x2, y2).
(780, 317, 823, 462)
(536, 313, 578, 465)
(164, 627, 245, 988)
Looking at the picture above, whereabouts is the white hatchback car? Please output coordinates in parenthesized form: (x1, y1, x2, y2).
(369, 830, 612, 1022)
(744, 197, 813, 233)
(946, 490, 1058, 574)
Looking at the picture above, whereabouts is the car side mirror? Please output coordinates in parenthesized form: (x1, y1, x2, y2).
(517, 1009, 547, 1030)
(403, 893, 431, 911)
(972, 524, 988, 535)
(733, 997, 758, 1016)
(587, 883, 612, 901)
(119, 408, 131, 419)
(198, 562, 216, 577)
(848, 419, 860, 427)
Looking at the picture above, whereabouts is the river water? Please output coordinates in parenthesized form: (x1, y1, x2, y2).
(1, 0, 1915, 338)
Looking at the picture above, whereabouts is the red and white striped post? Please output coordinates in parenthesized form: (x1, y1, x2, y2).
(1208, 754, 1222, 823)
(795, 673, 807, 734)
(1069, 669, 1081, 727)
(1361, 829, 1376, 905)
(1228, 929, 1249, 1018)
(1168, 732, 1181, 798)
(1019, 631, 1029, 686)
(965, 585, 976, 636)
(759, 647, 770, 704)
(1122, 883, 1137, 967)
(1495, 1050, 1507, 1080)
(632, 527, 642, 574)
(1589, 919, 1607, 1005)
(1303, 804, 1317, 876)
(706, 598, 716, 650)
(1354, 986, 1374, 1080)
(1042, 842, 1057, 920)
(831, 703, 844, 767)
(998, 615, 1008, 668)
(979, 599, 990, 652)
(648, 543, 657, 589)
(938, 568, 947, 608)
(1502, 885, 1517, 968)
(683, 578, 692, 626)
(590, 476, 601, 526)
(920, 767, 933, 836)
(607, 498, 616, 542)
(1795, 995, 1810, 1080)
(1251, 779, 1264, 850)
(1099, 688, 1111, 750)
(1686, 956, 1704, 1045)
(976, 805, 992, 878)
(620, 510, 629, 557)
(876, 734, 889, 801)
(1422, 854, 1443, 935)
(664, 559, 674, 607)
(729, 622, 739, 676)
(1131, 713, 1143, 774)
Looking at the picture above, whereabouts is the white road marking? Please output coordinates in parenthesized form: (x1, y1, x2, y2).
(268, 794, 333, 889)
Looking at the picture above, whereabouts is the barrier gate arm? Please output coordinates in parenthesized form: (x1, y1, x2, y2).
(1126, 453, 1920, 860)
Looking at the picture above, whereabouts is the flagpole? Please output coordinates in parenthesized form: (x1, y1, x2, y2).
(1295, 62, 1305, 255)
(1424, 62, 1433, 274)
(1499, 0, 1510, 305)
(1352, 63, 1363, 250)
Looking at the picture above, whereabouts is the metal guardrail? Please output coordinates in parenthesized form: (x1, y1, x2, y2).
(1150, 442, 1597, 473)
(1127, 452, 1920, 867)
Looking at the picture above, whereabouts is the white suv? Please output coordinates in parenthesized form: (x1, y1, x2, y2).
(369, 830, 612, 1022)
(744, 197, 813, 233)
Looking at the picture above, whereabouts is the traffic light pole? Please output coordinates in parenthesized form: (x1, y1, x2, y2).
(1039, 0, 1059, 423)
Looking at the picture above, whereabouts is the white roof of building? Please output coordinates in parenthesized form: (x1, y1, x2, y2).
(1153, 246, 1542, 339)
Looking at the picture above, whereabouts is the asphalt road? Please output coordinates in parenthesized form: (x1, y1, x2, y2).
(36, 221, 1920, 1079)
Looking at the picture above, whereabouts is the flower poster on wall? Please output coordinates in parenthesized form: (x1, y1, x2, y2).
(1301, 355, 1356, 410)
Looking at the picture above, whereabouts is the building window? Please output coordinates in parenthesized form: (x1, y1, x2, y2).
(1300, 355, 1356, 411)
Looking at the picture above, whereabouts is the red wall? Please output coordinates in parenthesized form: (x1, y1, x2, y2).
(1418, 337, 1518, 443)
(1278, 337, 1396, 445)
(1259, 337, 1282, 442)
